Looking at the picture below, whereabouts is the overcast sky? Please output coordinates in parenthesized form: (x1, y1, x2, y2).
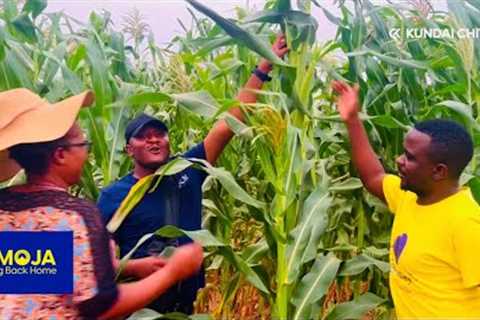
(44, 1, 447, 46)
(44, 1, 345, 45)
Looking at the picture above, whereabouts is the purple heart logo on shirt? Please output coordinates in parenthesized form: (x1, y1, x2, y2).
(393, 233, 408, 263)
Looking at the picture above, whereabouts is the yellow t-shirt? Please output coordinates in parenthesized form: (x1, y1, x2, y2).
(383, 174, 480, 319)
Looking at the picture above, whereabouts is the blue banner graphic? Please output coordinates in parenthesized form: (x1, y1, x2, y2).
(0, 231, 73, 294)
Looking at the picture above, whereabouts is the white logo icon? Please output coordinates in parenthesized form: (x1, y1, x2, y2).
(178, 174, 189, 189)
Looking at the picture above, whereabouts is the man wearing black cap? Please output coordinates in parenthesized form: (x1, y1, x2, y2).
(97, 35, 288, 314)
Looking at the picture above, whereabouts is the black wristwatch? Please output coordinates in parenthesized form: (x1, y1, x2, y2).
(253, 66, 272, 82)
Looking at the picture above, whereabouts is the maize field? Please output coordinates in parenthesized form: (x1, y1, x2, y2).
(1, 0, 480, 319)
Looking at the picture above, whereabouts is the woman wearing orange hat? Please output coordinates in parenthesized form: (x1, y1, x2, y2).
(0, 89, 203, 319)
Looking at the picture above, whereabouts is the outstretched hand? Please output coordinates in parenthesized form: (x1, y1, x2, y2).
(166, 243, 203, 281)
(258, 34, 289, 71)
(203, 36, 288, 166)
(271, 34, 289, 58)
(331, 81, 360, 122)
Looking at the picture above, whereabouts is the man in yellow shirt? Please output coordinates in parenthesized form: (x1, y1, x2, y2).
(332, 81, 480, 318)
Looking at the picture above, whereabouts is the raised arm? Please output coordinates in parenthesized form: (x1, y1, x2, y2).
(332, 81, 386, 201)
(204, 35, 289, 164)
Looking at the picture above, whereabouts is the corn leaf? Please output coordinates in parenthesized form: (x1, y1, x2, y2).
(217, 247, 270, 294)
(22, 0, 47, 18)
(106, 175, 156, 233)
(2, 0, 18, 21)
(171, 91, 219, 118)
(195, 36, 234, 57)
(326, 293, 385, 320)
(190, 158, 265, 209)
(107, 159, 194, 233)
(329, 177, 363, 191)
(0, 27, 6, 62)
(339, 254, 390, 276)
(116, 233, 154, 278)
(156, 225, 226, 247)
(468, 176, 480, 205)
(127, 308, 213, 320)
(2, 46, 34, 89)
(286, 186, 331, 283)
(85, 38, 112, 107)
(125, 92, 171, 106)
(224, 113, 254, 138)
(347, 49, 428, 69)
(185, 0, 289, 67)
(433, 100, 480, 132)
(156, 225, 269, 294)
(368, 115, 410, 130)
(292, 254, 341, 320)
(241, 239, 269, 263)
(284, 126, 301, 209)
(244, 10, 284, 24)
(11, 14, 36, 43)
(276, 0, 291, 12)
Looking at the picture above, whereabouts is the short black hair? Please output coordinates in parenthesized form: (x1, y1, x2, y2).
(9, 135, 70, 176)
(414, 119, 473, 178)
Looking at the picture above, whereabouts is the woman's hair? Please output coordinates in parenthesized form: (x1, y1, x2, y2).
(9, 134, 70, 176)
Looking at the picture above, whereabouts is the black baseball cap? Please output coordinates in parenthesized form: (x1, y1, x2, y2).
(125, 113, 168, 142)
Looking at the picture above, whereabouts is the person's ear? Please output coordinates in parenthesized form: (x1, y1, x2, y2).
(432, 163, 449, 181)
(51, 147, 68, 166)
(125, 143, 134, 157)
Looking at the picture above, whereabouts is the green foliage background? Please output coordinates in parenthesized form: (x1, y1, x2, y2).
(1, 0, 479, 319)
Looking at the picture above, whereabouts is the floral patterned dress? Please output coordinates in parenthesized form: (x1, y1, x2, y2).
(0, 189, 118, 319)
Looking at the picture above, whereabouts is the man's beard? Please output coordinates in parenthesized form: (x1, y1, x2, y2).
(400, 179, 424, 197)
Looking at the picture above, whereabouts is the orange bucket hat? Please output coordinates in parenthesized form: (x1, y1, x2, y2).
(0, 89, 94, 182)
